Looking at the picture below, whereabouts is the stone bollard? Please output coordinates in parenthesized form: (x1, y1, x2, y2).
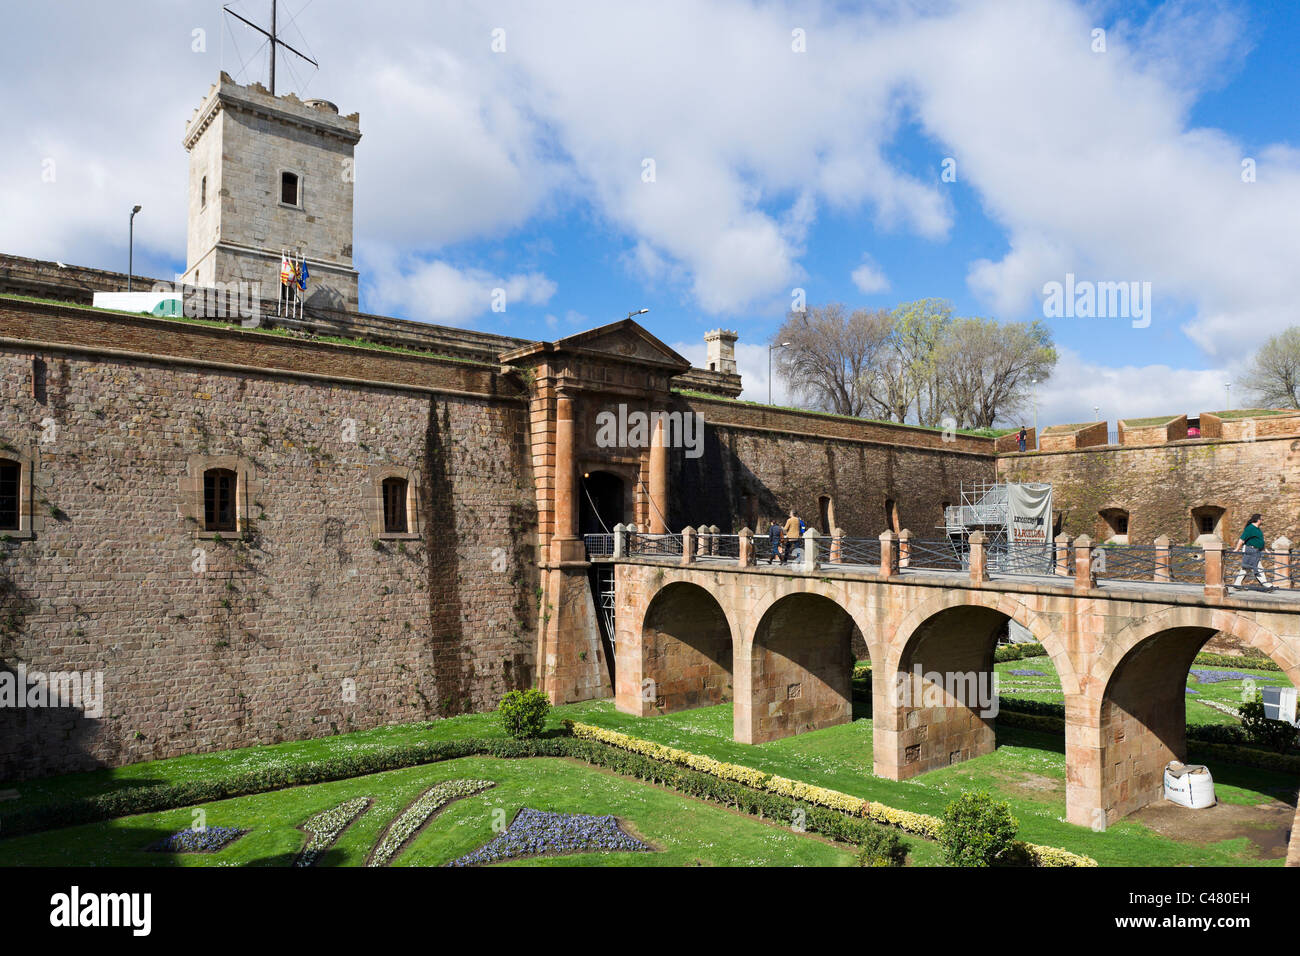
(1273, 537, 1293, 589)
(613, 522, 627, 559)
(1073, 535, 1093, 591)
(1202, 534, 1225, 600)
(898, 529, 912, 568)
(709, 525, 720, 556)
(738, 527, 755, 566)
(830, 527, 844, 564)
(696, 524, 709, 557)
(1055, 534, 1072, 576)
(681, 526, 696, 566)
(879, 530, 899, 577)
(1153, 535, 1170, 583)
(969, 530, 990, 583)
(802, 528, 821, 572)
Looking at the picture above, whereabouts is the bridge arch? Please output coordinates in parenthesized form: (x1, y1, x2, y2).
(1081, 605, 1298, 825)
(735, 591, 859, 744)
(874, 589, 1073, 780)
(634, 580, 735, 715)
(741, 580, 883, 664)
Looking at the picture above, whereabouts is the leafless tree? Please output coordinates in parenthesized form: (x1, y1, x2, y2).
(773, 304, 893, 416)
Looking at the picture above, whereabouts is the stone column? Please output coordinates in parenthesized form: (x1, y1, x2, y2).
(696, 524, 709, 557)
(738, 527, 754, 566)
(680, 526, 696, 566)
(1073, 535, 1093, 592)
(1153, 535, 1170, 583)
(709, 524, 721, 556)
(879, 530, 898, 578)
(551, 387, 582, 563)
(802, 528, 820, 572)
(1055, 534, 1072, 576)
(898, 529, 912, 568)
(648, 411, 668, 534)
(613, 522, 627, 559)
(969, 530, 990, 583)
(1202, 534, 1225, 600)
(830, 527, 843, 564)
(1273, 537, 1293, 589)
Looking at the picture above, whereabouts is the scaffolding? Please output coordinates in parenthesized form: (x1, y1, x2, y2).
(938, 479, 1054, 574)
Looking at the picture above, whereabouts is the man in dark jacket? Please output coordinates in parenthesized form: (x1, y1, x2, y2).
(1232, 513, 1272, 589)
(766, 518, 782, 564)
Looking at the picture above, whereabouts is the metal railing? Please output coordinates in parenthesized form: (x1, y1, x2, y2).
(583, 534, 614, 558)
(834, 536, 881, 568)
(989, 543, 1056, 576)
(698, 534, 741, 560)
(628, 532, 683, 557)
(904, 539, 965, 572)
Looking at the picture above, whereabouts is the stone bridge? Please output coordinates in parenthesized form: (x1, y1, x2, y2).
(596, 526, 1300, 838)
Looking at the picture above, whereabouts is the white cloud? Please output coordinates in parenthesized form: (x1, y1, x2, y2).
(361, 249, 556, 325)
(850, 254, 890, 295)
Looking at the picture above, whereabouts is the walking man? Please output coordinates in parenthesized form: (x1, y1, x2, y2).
(781, 509, 802, 565)
(1232, 513, 1272, 590)
(1017, 425, 1028, 453)
(766, 517, 782, 564)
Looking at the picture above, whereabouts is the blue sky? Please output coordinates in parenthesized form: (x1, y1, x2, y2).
(3, 0, 1298, 424)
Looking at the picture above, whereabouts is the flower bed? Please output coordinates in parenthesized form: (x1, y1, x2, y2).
(448, 808, 650, 866)
(295, 796, 371, 867)
(147, 826, 247, 854)
(565, 721, 1096, 867)
(367, 779, 494, 867)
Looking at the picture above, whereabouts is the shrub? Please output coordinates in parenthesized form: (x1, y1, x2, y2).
(1239, 692, 1297, 754)
(939, 791, 1019, 867)
(497, 689, 551, 739)
(856, 827, 908, 867)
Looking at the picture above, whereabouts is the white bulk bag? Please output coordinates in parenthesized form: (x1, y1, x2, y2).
(1163, 761, 1216, 809)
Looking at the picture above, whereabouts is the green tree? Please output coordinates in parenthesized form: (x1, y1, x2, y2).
(939, 791, 1019, 866)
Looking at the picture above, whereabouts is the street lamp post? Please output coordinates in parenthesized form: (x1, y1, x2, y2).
(1030, 377, 1039, 450)
(128, 205, 142, 292)
(1225, 383, 1232, 410)
(626, 308, 648, 320)
(769, 341, 791, 405)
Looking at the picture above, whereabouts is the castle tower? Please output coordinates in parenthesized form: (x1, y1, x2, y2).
(181, 72, 361, 310)
(704, 328, 738, 375)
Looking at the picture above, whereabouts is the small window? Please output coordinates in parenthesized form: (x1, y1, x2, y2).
(204, 468, 237, 532)
(1191, 505, 1224, 541)
(382, 477, 408, 534)
(200, 175, 207, 208)
(0, 460, 19, 530)
(280, 171, 300, 207)
(819, 495, 835, 535)
(1100, 508, 1129, 540)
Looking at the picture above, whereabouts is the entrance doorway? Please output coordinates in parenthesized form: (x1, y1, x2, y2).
(579, 471, 625, 536)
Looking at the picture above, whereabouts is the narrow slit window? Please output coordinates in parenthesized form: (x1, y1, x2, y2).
(0, 460, 19, 530)
(280, 171, 299, 206)
(204, 468, 237, 532)
(382, 477, 408, 534)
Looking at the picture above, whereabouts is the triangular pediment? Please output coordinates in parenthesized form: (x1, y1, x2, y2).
(502, 318, 691, 372)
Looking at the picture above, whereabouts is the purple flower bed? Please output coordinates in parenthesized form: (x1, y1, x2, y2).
(448, 808, 650, 866)
(1008, 669, 1045, 677)
(1188, 669, 1274, 685)
(147, 827, 247, 854)
(1185, 687, 1199, 695)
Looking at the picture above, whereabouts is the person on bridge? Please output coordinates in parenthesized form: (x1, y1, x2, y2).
(781, 509, 802, 564)
(1017, 425, 1028, 452)
(1232, 513, 1273, 590)
(766, 517, 782, 564)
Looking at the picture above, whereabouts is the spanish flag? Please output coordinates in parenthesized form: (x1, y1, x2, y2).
(280, 254, 292, 285)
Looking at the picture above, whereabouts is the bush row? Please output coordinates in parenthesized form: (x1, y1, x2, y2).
(566, 721, 1096, 866)
(994, 642, 1047, 662)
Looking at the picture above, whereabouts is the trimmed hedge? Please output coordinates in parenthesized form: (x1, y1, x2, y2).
(567, 721, 1096, 867)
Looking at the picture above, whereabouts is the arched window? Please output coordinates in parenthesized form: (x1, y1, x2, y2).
(382, 477, 409, 534)
(200, 174, 207, 208)
(0, 459, 19, 531)
(1191, 505, 1225, 542)
(1100, 508, 1129, 541)
(280, 170, 300, 207)
(203, 468, 237, 532)
(818, 495, 835, 535)
(884, 498, 899, 533)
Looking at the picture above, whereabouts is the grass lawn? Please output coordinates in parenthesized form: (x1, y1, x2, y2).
(0, 756, 856, 867)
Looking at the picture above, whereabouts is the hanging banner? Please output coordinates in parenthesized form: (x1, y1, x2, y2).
(1006, 482, 1053, 548)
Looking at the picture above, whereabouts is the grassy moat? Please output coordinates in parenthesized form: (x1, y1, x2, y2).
(0, 657, 1292, 868)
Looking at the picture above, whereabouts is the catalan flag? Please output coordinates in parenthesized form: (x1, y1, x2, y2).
(280, 254, 292, 285)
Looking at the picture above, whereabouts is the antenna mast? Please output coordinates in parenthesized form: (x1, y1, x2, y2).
(223, 0, 319, 95)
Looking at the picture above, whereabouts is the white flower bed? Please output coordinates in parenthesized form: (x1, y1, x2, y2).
(295, 796, 371, 867)
(368, 779, 494, 867)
